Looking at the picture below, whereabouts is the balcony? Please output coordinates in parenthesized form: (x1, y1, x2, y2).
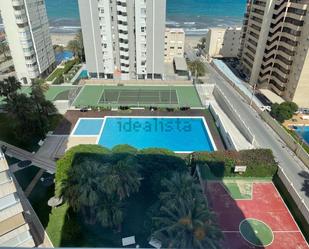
(15, 16, 28, 25)
(12, 0, 24, 7)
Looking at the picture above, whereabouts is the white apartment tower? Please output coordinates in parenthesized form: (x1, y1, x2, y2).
(239, 0, 309, 107)
(78, 0, 166, 80)
(0, 151, 35, 247)
(0, 0, 55, 84)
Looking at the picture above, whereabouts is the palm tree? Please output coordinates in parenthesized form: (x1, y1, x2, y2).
(160, 173, 198, 206)
(62, 161, 105, 224)
(97, 194, 123, 228)
(67, 30, 85, 62)
(102, 159, 141, 200)
(197, 37, 207, 50)
(152, 174, 222, 249)
(188, 60, 206, 79)
(0, 76, 21, 101)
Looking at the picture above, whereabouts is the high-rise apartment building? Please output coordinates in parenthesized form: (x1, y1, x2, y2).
(0, 0, 55, 84)
(164, 28, 185, 63)
(78, 0, 166, 80)
(239, 0, 309, 107)
(0, 151, 35, 247)
(205, 27, 242, 59)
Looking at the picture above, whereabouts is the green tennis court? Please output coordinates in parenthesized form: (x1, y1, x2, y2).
(99, 89, 178, 105)
(73, 85, 202, 107)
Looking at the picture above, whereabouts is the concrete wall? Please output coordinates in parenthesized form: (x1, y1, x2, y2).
(209, 104, 237, 150)
(213, 86, 255, 145)
(277, 166, 309, 225)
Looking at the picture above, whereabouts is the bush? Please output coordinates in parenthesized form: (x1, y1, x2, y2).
(192, 149, 278, 178)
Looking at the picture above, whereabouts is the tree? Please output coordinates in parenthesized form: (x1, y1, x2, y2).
(152, 173, 222, 249)
(0, 76, 56, 142)
(97, 194, 123, 228)
(188, 60, 206, 79)
(270, 101, 298, 123)
(197, 37, 207, 50)
(102, 159, 141, 200)
(0, 77, 21, 101)
(0, 42, 10, 60)
(67, 30, 85, 62)
(62, 160, 105, 224)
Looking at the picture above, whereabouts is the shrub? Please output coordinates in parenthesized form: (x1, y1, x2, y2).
(192, 149, 278, 178)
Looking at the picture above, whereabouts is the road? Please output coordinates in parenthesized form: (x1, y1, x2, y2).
(204, 62, 309, 207)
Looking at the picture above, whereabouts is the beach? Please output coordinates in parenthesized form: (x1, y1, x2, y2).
(51, 33, 75, 47)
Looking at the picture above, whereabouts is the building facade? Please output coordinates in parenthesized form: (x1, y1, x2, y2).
(164, 28, 185, 63)
(0, 0, 55, 84)
(78, 0, 166, 80)
(239, 0, 309, 107)
(205, 27, 242, 59)
(0, 151, 35, 247)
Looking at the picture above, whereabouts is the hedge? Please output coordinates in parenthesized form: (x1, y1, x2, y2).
(192, 149, 278, 178)
(55, 144, 110, 196)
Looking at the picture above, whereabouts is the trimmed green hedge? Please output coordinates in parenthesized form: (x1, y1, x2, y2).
(193, 149, 278, 178)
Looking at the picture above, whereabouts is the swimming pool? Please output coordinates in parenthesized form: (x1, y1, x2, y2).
(77, 70, 88, 80)
(294, 126, 309, 144)
(55, 50, 74, 64)
(71, 117, 216, 152)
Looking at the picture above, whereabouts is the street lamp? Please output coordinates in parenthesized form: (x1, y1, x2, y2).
(250, 83, 257, 107)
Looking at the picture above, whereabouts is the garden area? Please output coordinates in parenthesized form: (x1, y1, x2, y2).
(46, 59, 80, 85)
(42, 144, 223, 248)
(193, 149, 278, 180)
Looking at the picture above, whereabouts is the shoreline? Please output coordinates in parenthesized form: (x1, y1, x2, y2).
(50, 32, 206, 47)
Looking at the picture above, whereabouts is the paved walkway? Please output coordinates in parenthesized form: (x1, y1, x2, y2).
(0, 141, 56, 173)
(24, 169, 45, 197)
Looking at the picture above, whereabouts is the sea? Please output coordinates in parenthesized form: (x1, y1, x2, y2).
(1, 0, 247, 35)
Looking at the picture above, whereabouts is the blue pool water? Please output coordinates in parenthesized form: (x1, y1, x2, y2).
(72, 117, 215, 152)
(78, 70, 88, 80)
(55, 50, 74, 64)
(73, 119, 104, 136)
(294, 126, 309, 144)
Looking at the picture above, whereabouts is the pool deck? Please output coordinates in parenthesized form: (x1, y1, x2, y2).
(54, 110, 225, 150)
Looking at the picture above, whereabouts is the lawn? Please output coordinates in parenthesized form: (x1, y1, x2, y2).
(72, 85, 203, 108)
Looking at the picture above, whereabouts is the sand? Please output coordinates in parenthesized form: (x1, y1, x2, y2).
(50, 32, 206, 50)
(51, 33, 75, 47)
(185, 35, 206, 48)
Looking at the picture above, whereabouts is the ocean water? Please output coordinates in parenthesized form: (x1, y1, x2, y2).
(45, 0, 246, 34)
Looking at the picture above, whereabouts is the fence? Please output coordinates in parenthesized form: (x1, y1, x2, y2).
(277, 166, 309, 225)
(213, 86, 255, 146)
